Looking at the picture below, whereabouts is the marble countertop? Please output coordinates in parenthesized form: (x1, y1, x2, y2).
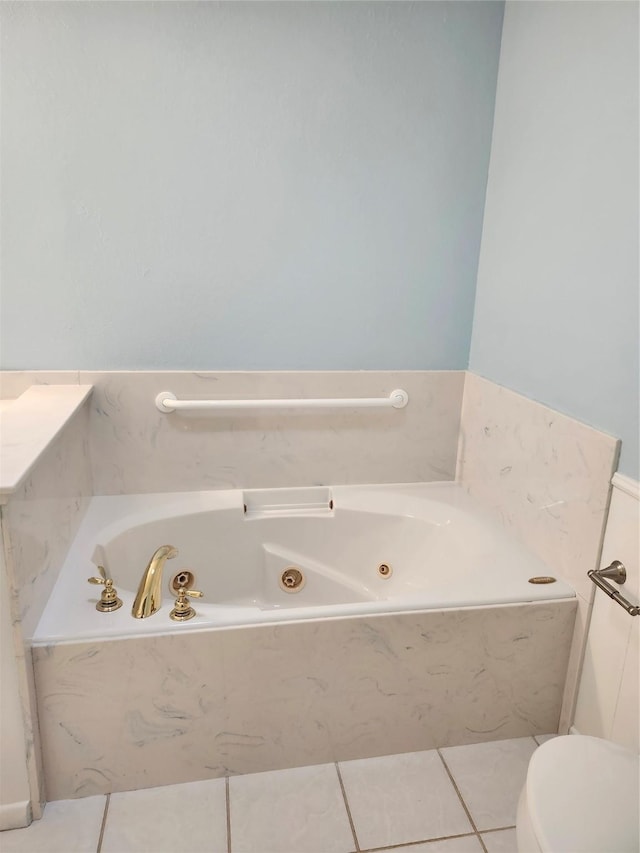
(0, 384, 93, 502)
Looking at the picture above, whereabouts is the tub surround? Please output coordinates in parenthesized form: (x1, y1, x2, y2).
(0, 370, 465, 494)
(1, 397, 94, 637)
(458, 374, 619, 602)
(0, 547, 30, 830)
(0, 371, 82, 401)
(1, 409, 94, 822)
(458, 372, 620, 731)
(0, 384, 94, 827)
(32, 599, 576, 801)
(0, 384, 92, 502)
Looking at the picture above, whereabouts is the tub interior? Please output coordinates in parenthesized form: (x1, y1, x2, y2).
(33, 483, 576, 643)
(95, 506, 445, 609)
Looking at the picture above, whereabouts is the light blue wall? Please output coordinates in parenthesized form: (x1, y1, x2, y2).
(469, 1, 639, 478)
(0, 1, 503, 371)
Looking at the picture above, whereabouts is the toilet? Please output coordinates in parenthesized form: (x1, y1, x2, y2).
(516, 735, 639, 853)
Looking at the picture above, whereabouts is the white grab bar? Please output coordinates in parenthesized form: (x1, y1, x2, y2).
(155, 389, 409, 413)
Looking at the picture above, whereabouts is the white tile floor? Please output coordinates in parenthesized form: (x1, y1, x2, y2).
(0, 735, 556, 853)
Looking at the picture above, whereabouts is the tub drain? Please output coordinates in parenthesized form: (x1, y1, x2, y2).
(528, 576, 556, 584)
(280, 567, 305, 593)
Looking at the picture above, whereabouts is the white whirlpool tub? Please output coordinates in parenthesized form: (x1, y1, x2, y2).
(31, 483, 578, 800)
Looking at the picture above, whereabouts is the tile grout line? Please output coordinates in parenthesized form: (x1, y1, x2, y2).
(358, 831, 480, 852)
(437, 749, 488, 853)
(335, 762, 361, 852)
(96, 793, 110, 853)
(225, 776, 232, 853)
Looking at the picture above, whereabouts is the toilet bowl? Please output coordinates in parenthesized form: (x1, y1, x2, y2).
(516, 735, 639, 853)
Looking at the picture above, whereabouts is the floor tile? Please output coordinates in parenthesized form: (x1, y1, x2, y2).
(339, 750, 472, 850)
(382, 834, 483, 852)
(533, 733, 557, 745)
(440, 737, 536, 832)
(481, 827, 518, 852)
(228, 762, 354, 853)
(0, 796, 105, 853)
(101, 778, 227, 853)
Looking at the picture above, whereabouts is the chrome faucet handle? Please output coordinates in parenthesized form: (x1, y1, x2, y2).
(87, 567, 123, 612)
(169, 586, 203, 622)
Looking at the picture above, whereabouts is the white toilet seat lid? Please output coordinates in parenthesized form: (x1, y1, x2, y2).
(527, 735, 639, 853)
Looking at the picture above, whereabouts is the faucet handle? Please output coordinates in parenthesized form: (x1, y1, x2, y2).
(183, 588, 203, 598)
(169, 586, 203, 622)
(88, 564, 108, 582)
(87, 568, 123, 613)
(88, 564, 110, 585)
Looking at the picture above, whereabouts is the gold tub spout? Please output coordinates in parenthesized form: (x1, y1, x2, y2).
(132, 545, 178, 618)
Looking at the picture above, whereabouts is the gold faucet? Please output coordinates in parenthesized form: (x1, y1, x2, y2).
(132, 545, 177, 618)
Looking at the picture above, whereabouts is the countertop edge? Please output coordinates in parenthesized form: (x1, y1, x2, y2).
(0, 385, 93, 502)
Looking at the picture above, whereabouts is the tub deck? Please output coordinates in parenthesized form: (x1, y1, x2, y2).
(32, 482, 574, 644)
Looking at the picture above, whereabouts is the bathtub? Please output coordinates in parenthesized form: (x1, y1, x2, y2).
(34, 482, 574, 642)
(31, 483, 577, 800)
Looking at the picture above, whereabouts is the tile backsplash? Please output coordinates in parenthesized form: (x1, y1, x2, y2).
(2, 371, 465, 494)
(458, 373, 619, 601)
(458, 372, 620, 729)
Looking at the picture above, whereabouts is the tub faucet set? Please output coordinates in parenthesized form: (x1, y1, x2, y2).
(87, 544, 203, 622)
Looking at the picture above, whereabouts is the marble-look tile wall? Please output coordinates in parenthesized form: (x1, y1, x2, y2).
(0, 545, 31, 830)
(2, 403, 94, 638)
(0, 399, 93, 821)
(32, 599, 576, 801)
(1, 371, 465, 494)
(458, 373, 620, 730)
(0, 372, 81, 400)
